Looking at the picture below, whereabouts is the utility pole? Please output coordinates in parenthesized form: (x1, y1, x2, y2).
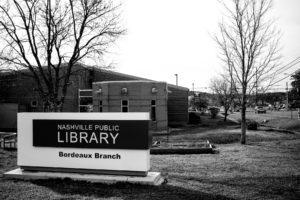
(175, 74, 178, 86)
(192, 83, 194, 92)
(286, 82, 293, 119)
(255, 67, 258, 105)
(286, 82, 289, 109)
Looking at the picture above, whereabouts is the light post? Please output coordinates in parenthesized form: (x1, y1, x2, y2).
(283, 73, 293, 119)
(284, 73, 293, 119)
(285, 81, 293, 119)
(286, 82, 289, 109)
(256, 67, 258, 105)
(175, 74, 178, 86)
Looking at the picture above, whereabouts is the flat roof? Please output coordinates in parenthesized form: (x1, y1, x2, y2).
(93, 80, 166, 84)
(86, 66, 189, 91)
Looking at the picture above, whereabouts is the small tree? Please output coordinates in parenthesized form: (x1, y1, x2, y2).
(0, 0, 124, 111)
(209, 107, 220, 119)
(210, 76, 235, 121)
(215, 0, 281, 144)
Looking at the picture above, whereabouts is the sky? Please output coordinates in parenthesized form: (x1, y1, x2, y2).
(105, 0, 300, 92)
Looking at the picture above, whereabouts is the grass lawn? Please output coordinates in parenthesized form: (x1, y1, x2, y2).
(229, 111, 300, 132)
(1, 114, 300, 199)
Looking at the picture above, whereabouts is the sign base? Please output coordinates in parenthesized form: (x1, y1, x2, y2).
(4, 168, 165, 186)
(20, 166, 148, 177)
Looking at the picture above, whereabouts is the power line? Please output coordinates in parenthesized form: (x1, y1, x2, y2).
(274, 56, 300, 75)
(278, 59, 300, 75)
(271, 68, 300, 86)
(271, 57, 300, 84)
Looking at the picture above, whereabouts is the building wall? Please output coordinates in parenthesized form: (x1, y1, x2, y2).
(167, 85, 189, 126)
(0, 103, 18, 131)
(0, 66, 90, 112)
(91, 68, 189, 126)
(93, 81, 168, 131)
(0, 65, 189, 130)
(0, 72, 43, 112)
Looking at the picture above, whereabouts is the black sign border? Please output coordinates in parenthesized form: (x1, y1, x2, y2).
(33, 119, 151, 150)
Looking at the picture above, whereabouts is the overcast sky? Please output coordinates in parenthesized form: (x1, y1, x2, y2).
(106, 0, 300, 92)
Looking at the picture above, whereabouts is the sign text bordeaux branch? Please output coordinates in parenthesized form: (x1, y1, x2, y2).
(33, 120, 150, 149)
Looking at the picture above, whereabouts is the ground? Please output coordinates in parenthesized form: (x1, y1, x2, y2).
(229, 110, 300, 132)
(0, 113, 299, 200)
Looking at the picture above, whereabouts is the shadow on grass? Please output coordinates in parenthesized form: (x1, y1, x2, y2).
(175, 175, 300, 199)
(169, 114, 239, 134)
(30, 178, 234, 200)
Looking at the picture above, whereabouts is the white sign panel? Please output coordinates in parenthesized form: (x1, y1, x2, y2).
(17, 113, 151, 175)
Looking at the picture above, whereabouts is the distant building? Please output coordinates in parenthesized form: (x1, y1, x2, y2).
(0, 64, 189, 132)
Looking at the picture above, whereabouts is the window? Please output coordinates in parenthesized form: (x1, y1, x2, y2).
(121, 100, 129, 112)
(99, 101, 103, 112)
(78, 89, 93, 112)
(151, 100, 156, 121)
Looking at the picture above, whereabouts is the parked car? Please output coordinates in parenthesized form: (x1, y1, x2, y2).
(255, 106, 266, 114)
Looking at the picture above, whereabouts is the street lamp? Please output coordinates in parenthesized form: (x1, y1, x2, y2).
(286, 82, 289, 108)
(283, 73, 290, 109)
(175, 74, 178, 86)
(284, 73, 293, 119)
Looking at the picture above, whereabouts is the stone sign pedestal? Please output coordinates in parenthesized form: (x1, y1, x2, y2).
(4, 168, 165, 186)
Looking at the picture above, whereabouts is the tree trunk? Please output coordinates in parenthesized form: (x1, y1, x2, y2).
(224, 107, 228, 121)
(42, 96, 62, 112)
(240, 91, 247, 144)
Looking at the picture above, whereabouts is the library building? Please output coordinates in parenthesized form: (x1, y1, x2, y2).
(0, 64, 189, 132)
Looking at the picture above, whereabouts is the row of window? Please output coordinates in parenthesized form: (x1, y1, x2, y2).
(95, 87, 159, 95)
(98, 100, 156, 121)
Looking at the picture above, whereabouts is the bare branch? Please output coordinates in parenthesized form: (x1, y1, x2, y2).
(214, 0, 281, 144)
(0, 0, 124, 111)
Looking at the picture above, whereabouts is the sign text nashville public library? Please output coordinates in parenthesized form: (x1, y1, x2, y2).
(57, 124, 119, 145)
(33, 120, 150, 149)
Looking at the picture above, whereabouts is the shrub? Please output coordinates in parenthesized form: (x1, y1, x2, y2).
(209, 107, 220, 119)
(247, 119, 259, 130)
(188, 112, 201, 124)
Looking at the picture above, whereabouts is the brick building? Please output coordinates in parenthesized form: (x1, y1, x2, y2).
(92, 81, 168, 131)
(0, 64, 189, 131)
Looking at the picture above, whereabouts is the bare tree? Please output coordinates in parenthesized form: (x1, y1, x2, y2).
(215, 0, 280, 144)
(210, 75, 235, 121)
(0, 0, 124, 111)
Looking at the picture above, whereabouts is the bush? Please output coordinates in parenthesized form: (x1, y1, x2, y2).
(188, 112, 201, 124)
(209, 107, 220, 119)
(247, 119, 259, 130)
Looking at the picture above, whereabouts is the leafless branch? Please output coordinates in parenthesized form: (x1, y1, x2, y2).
(0, 0, 124, 111)
(214, 0, 281, 144)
